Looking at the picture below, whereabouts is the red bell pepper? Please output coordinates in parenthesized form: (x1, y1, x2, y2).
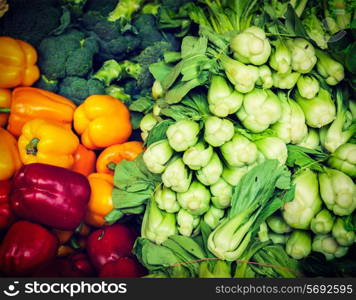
(87, 224, 137, 270)
(99, 256, 147, 278)
(33, 253, 96, 277)
(0, 180, 15, 229)
(0, 220, 58, 276)
(10, 163, 91, 230)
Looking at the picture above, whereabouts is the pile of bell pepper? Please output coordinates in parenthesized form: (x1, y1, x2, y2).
(0, 36, 146, 277)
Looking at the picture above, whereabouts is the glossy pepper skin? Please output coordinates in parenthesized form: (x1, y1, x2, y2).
(99, 256, 147, 278)
(7, 87, 76, 137)
(18, 119, 79, 169)
(33, 253, 96, 277)
(96, 141, 144, 175)
(87, 224, 137, 271)
(0, 180, 15, 229)
(86, 173, 114, 227)
(11, 163, 90, 230)
(72, 144, 96, 176)
(0, 127, 22, 180)
(0, 88, 11, 127)
(74, 95, 132, 150)
(0, 220, 58, 276)
(0, 37, 40, 88)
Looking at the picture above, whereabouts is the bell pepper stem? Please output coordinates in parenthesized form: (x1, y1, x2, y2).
(107, 162, 117, 171)
(26, 138, 40, 155)
(0, 108, 10, 113)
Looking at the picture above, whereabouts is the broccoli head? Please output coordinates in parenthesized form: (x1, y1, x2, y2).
(34, 75, 59, 93)
(132, 14, 165, 49)
(0, 0, 63, 47)
(38, 29, 99, 80)
(58, 76, 105, 104)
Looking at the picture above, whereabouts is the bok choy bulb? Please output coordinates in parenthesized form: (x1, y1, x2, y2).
(327, 143, 356, 178)
(230, 26, 271, 65)
(321, 91, 356, 153)
(255, 137, 288, 165)
(258, 222, 269, 242)
(220, 54, 259, 93)
(177, 181, 210, 216)
(154, 186, 180, 213)
(312, 234, 348, 260)
(162, 157, 192, 193)
(319, 168, 356, 216)
(140, 113, 158, 141)
(287, 38, 317, 73)
(310, 209, 335, 234)
(221, 133, 258, 167)
(272, 71, 300, 90)
(257, 65, 273, 89)
(269, 39, 291, 74)
(183, 142, 213, 171)
(166, 120, 200, 152)
(143, 139, 173, 173)
(222, 165, 250, 186)
(207, 209, 254, 261)
(204, 116, 234, 147)
(332, 218, 356, 246)
(297, 75, 320, 99)
(295, 88, 336, 128)
(196, 153, 223, 186)
(315, 49, 344, 85)
(296, 128, 320, 149)
(269, 233, 288, 244)
(266, 215, 292, 234)
(285, 230, 312, 259)
(141, 199, 177, 245)
(204, 206, 225, 230)
(176, 209, 200, 236)
(282, 169, 322, 229)
(208, 75, 244, 117)
(210, 178, 233, 209)
(237, 89, 282, 133)
(271, 93, 307, 144)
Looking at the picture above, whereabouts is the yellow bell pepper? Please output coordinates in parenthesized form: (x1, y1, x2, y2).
(85, 173, 114, 227)
(74, 95, 132, 150)
(0, 37, 40, 88)
(18, 119, 79, 169)
(0, 88, 11, 127)
(0, 127, 22, 180)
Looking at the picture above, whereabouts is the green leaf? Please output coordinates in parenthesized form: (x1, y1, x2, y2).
(129, 97, 154, 113)
(145, 119, 175, 146)
(180, 36, 208, 58)
(199, 221, 215, 258)
(169, 235, 206, 259)
(161, 61, 184, 91)
(130, 112, 143, 130)
(160, 105, 201, 121)
(149, 61, 173, 82)
(286, 145, 329, 172)
(284, 4, 308, 38)
(164, 78, 204, 104)
(104, 209, 124, 224)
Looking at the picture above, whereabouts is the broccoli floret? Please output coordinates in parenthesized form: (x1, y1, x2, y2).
(60, 0, 87, 17)
(133, 14, 164, 48)
(58, 76, 105, 104)
(0, 0, 63, 47)
(38, 29, 99, 80)
(34, 75, 59, 93)
(134, 41, 174, 89)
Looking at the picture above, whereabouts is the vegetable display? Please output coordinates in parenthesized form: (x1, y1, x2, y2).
(0, 0, 355, 279)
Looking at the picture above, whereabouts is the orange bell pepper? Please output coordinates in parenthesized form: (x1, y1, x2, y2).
(0, 36, 40, 88)
(85, 173, 114, 227)
(72, 144, 96, 176)
(0, 127, 22, 180)
(74, 95, 132, 150)
(0, 88, 11, 127)
(7, 87, 76, 137)
(18, 119, 79, 169)
(96, 141, 144, 175)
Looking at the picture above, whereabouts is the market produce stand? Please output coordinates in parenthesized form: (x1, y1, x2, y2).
(0, 0, 355, 278)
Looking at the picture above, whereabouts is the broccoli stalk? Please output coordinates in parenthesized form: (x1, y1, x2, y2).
(107, 0, 144, 22)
